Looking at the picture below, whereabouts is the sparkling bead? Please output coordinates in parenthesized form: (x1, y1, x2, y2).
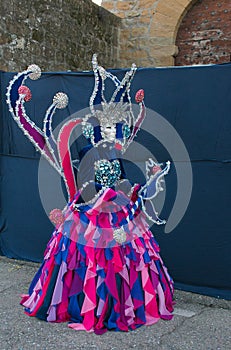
(113, 227, 126, 244)
(82, 122, 94, 139)
(49, 208, 64, 226)
(122, 124, 131, 139)
(135, 89, 145, 103)
(94, 159, 121, 188)
(53, 92, 68, 109)
(27, 64, 41, 80)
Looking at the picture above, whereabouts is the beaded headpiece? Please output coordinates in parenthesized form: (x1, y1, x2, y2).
(82, 54, 145, 151)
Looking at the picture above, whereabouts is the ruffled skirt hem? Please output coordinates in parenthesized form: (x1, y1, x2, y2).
(20, 227, 174, 334)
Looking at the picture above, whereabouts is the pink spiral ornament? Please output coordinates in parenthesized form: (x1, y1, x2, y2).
(18, 85, 32, 102)
(135, 89, 144, 103)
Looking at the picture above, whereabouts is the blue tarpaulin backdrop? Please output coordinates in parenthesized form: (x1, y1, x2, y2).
(0, 63, 231, 300)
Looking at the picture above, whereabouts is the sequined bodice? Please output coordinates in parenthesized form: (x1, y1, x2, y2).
(94, 159, 121, 188)
(76, 142, 125, 190)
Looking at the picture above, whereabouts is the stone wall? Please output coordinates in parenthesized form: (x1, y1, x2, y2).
(175, 0, 231, 65)
(0, 0, 120, 72)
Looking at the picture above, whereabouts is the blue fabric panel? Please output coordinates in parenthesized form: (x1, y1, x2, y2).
(1, 64, 231, 299)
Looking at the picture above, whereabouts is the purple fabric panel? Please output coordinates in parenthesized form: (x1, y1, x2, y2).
(18, 103, 54, 162)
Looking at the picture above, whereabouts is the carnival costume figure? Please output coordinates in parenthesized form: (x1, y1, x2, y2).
(6, 55, 174, 334)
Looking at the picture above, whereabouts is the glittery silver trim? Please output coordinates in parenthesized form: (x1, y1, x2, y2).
(74, 186, 105, 209)
(43, 104, 61, 170)
(140, 161, 171, 200)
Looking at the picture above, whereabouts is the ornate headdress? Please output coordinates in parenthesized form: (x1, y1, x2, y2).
(82, 54, 145, 151)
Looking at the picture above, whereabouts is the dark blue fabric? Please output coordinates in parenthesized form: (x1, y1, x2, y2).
(1, 64, 231, 300)
(93, 125, 102, 143)
(116, 123, 123, 139)
(10, 73, 25, 110)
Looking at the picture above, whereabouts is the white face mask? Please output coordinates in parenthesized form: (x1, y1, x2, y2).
(101, 124, 116, 143)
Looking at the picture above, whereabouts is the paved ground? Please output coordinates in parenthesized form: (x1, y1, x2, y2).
(0, 256, 230, 350)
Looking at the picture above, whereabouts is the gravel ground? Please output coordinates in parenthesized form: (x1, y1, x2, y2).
(0, 256, 230, 350)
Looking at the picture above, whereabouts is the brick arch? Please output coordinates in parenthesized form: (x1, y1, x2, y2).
(175, 0, 231, 66)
